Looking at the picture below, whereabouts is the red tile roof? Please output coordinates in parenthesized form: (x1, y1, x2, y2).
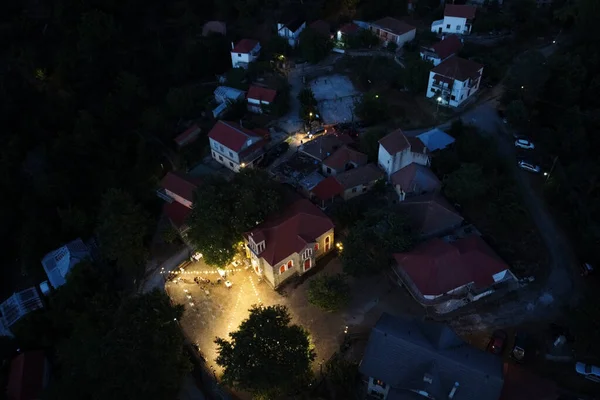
(160, 172, 202, 204)
(163, 201, 192, 228)
(431, 55, 483, 82)
(323, 145, 368, 170)
(232, 39, 259, 54)
(379, 128, 410, 154)
(394, 236, 508, 296)
(373, 17, 416, 36)
(247, 85, 277, 103)
(444, 4, 476, 19)
(408, 137, 428, 154)
(311, 176, 344, 201)
(430, 35, 463, 60)
(247, 198, 334, 266)
(207, 121, 262, 152)
(339, 23, 360, 35)
(174, 124, 201, 147)
(310, 20, 331, 36)
(7, 351, 47, 400)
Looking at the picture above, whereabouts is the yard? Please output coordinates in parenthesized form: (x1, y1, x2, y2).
(167, 254, 424, 378)
(308, 74, 360, 124)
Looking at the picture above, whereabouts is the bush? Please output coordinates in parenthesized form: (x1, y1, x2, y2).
(354, 92, 389, 126)
(307, 274, 350, 311)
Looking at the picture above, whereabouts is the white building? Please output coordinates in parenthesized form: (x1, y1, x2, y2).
(0, 287, 44, 335)
(356, 17, 416, 48)
(207, 120, 267, 172)
(377, 128, 430, 177)
(431, 4, 476, 35)
(277, 19, 306, 47)
(41, 238, 90, 289)
(426, 55, 483, 108)
(420, 34, 463, 66)
(231, 39, 261, 69)
(247, 85, 277, 114)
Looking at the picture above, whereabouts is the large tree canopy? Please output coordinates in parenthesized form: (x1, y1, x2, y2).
(187, 170, 285, 266)
(215, 305, 315, 397)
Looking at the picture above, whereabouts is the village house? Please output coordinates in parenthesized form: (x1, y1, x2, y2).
(230, 39, 260, 69)
(0, 287, 44, 336)
(431, 4, 477, 35)
(391, 162, 441, 201)
(426, 55, 483, 108)
(359, 17, 416, 48)
(336, 22, 360, 42)
(321, 145, 368, 176)
(156, 171, 202, 234)
(41, 238, 90, 289)
(335, 163, 384, 200)
(360, 313, 504, 400)
(246, 85, 278, 114)
(208, 120, 268, 172)
(397, 193, 464, 238)
(392, 235, 517, 314)
(300, 133, 354, 163)
(378, 128, 430, 178)
(244, 198, 334, 288)
(420, 34, 463, 66)
(310, 176, 344, 209)
(214, 86, 246, 104)
(277, 17, 306, 47)
(174, 124, 201, 148)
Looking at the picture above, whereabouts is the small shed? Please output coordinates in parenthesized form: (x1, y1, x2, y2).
(174, 124, 201, 148)
(214, 86, 246, 104)
(417, 128, 455, 151)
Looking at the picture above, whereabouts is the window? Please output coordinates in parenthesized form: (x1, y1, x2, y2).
(362, 187, 367, 192)
(431, 88, 435, 93)
(468, 89, 471, 96)
(229, 162, 234, 167)
(219, 145, 224, 151)
(450, 95, 456, 100)
(456, 25, 461, 31)
(257, 242, 265, 253)
(446, 24, 450, 29)
(279, 265, 285, 274)
(212, 151, 216, 158)
(373, 379, 386, 389)
(326, 167, 331, 174)
(314, 243, 319, 251)
(238, 53, 242, 57)
(218, 155, 223, 161)
(302, 249, 312, 259)
(352, 187, 357, 193)
(229, 151, 233, 157)
(460, 94, 464, 100)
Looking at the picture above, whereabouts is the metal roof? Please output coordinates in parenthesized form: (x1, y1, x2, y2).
(41, 238, 90, 288)
(0, 288, 44, 327)
(417, 128, 456, 151)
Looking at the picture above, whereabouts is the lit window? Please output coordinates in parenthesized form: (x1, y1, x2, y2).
(314, 243, 319, 251)
(279, 265, 285, 274)
(374, 379, 386, 388)
(287, 261, 293, 269)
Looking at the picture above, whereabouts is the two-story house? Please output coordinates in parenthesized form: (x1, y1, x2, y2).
(245, 198, 334, 288)
(360, 313, 504, 400)
(247, 85, 278, 114)
(277, 18, 306, 47)
(431, 4, 476, 35)
(420, 34, 463, 66)
(368, 17, 416, 48)
(156, 171, 202, 234)
(208, 121, 268, 172)
(426, 55, 483, 108)
(231, 39, 261, 69)
(378, 128, 430, 177)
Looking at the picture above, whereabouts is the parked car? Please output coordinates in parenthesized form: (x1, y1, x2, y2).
(307, 127, 326, 138)
(515, 138, 535, 150)
(581, 262, 594, 276)
(518, 160, 541, 173)
(575, 362, 600, 383)
(487, 330, 508, 355)
(511, 331, 528, 362)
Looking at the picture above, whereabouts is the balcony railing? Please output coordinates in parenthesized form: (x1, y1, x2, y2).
(156, 189, 174, 203)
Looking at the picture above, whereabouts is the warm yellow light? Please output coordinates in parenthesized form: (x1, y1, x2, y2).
(241, 162, 246, 168)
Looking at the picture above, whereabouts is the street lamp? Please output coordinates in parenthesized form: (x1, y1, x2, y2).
(436, 96, 443, 116)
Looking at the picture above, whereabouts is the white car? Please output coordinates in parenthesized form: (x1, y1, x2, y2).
(515, 139, 535, 150)
(575, 362, 600, 383)
(518, 161, 541, 173)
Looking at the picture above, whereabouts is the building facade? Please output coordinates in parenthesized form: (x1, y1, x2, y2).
(378, 129, 430, 177)
(426, 55, 483, 108)
(208, 121, 267, 172)
(431, 4, 476, 35)
(231, 39, 261, 69)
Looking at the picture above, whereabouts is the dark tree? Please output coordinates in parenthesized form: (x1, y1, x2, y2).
(307, 274, 350, 311)
(215, 305, 315, 397)
(299, 28, 333, 64)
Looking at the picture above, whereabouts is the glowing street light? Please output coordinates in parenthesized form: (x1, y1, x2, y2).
(240, 162, 246, 168)
(437, 96, 442, 102)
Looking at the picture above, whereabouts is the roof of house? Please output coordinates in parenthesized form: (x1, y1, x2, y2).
(0, 288, 44, 328)
(280, 17, 305, 32)
(444, 4, 477, 19)
(335, 164, 384, 189)
(214, 86, 246, 102)
(311, 176, 344, 201)
(430, 35, 463, 60)
(360, 313, 504, 400)
(300, 134, 353, 162)
(391, 163, 441, 193)
(207, 121, 262, 152)
(379, 129, 428, 156)
(174, 124, 201, 147)
(247, 198, 334, 266)
(7, 351, 47, 400)
(202, 21, 226, 36)
(417, 128, 455, 151)
(163, 201, 192, 229)
(394, 235, 509, 296)
(160, 172, 202, 204)
(339, 22, 360, 35)
(500, 363, 558, 400)
(397, 193, 463, 237)
(247, 85, 277, 103)
(310, 20, 331, 36)
(232, 39, 259, 53)
(431, 55, 483, 82)
(323, 145, 368, 170)
(373, 17, 416, 36)
(41, 239, 90, 289)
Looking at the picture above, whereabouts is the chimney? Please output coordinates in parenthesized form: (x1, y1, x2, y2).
(231, 41, 234, 50)
(448, 382, 459, 399)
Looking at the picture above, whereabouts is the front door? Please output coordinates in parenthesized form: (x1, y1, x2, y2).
(325, 236, 331, 252)
(304, 258, 311, 272)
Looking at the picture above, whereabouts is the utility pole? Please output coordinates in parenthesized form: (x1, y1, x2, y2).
(545, 156, 558, 183)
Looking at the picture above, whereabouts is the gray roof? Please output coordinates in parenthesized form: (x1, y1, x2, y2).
(359, 313, 503, 400)
(417, 128, 455, 151)
(0, 287, 44, 328)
